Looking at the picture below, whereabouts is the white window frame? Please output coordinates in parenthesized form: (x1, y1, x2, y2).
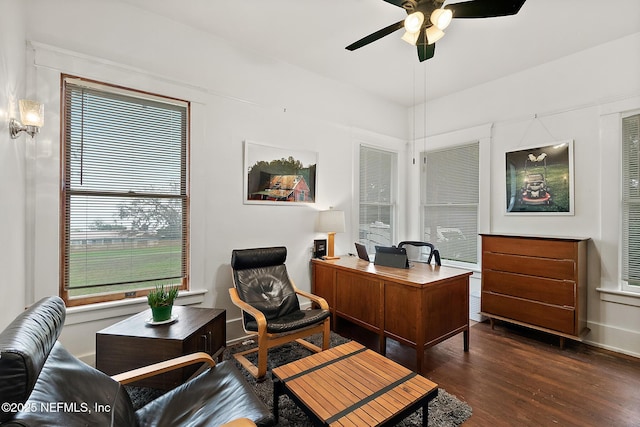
(621, 110, 640, 294)
(357, 144, 398, 254)
(420, 141, 480, 265)
(414, 124, 492, 271)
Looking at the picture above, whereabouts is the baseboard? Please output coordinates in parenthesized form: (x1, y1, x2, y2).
(583, 321, 640, 359)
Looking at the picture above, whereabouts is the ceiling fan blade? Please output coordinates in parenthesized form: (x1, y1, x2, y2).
(383, 0, 409, 8)
(447, 0, 526, 18)
(346, 20, 405, 51)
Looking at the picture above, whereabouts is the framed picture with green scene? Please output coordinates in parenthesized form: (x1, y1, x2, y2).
(505, 140, 574, 215)
(244, 140, 318, 205)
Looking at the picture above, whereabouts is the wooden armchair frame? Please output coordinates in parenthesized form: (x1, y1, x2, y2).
(111, 352, 256, 427)
(229, 279, 330, 380)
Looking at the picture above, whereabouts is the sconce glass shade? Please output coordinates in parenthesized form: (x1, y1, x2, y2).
(10, 99, 44, 139)
(404, 11, 425, 34)
(19, 99, 44, 127)
(426, 26, 445, 45)
(430, 8, 453, 30)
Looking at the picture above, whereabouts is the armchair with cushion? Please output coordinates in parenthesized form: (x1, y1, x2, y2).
(0, 296, 274, 427)
(229, 246, 330, 380)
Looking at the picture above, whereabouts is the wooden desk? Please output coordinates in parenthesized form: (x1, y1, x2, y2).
(312, 257, 471, 372)
(272, 341, 438, 426)
(96, 306, 226, 389)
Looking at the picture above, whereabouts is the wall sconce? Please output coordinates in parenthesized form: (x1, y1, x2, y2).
(9, 99, 44, 139)
(316, 208, 346, 260)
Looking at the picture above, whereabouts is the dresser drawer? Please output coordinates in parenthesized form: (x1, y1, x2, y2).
(483, 252, 576, 281)
(483, 235, 577, 259)
(483, 270, 576, 307)
(481, 291, 575, 335)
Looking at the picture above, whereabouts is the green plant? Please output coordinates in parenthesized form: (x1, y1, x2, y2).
(147, 284, 179, 308)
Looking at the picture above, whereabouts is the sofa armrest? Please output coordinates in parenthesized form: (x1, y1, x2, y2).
(111, 352, 215, 385)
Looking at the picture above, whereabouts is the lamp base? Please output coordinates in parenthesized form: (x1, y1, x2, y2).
(322, 255, 340, 260)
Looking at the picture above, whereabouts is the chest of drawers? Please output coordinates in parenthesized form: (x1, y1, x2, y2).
(480, 234, 589, 347)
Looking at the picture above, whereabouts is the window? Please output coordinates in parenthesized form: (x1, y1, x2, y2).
(622, 113, 640, 293)
(421, 142, 479, 264)
(61, 76, 189, 306)
(358, 145, 397, 253)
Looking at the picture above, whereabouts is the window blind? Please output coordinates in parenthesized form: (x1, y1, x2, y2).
(359, 146, 396, 252)
(62, 77, 189, 301)
(622, 113, 640, 286)
(422, 142, 479, 263)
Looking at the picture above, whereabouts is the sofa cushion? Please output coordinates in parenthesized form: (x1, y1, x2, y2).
(0, 297, 65, 423)
(135, 361, 274, 427)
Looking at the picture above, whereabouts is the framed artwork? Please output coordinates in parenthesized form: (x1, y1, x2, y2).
(505, 140, 574, 215)
(244, 140, 317, 205)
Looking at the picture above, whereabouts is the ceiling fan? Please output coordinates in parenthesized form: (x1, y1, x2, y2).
(346, 0, 527, 62)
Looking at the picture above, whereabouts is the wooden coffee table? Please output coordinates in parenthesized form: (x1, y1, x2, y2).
(96, 305, 225, 390)
(272, 341, 438, 426)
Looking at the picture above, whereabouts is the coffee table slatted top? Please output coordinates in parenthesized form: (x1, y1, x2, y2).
(272, 341, 438, 426)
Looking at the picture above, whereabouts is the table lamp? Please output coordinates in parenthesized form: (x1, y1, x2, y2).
(317, 209, 345, 260)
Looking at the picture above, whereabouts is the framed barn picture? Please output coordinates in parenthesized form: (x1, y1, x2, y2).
(244, 140, 318, 205)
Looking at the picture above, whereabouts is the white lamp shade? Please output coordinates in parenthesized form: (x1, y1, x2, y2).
(19, 99, 44, 127)
(317, 210, 346, 233)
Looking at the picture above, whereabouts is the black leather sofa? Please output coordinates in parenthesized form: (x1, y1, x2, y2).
(0, 296, 275, 427)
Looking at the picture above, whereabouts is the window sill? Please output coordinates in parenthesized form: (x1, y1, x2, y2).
(65, 289, 207, 325)
(596, 287, 640, 307)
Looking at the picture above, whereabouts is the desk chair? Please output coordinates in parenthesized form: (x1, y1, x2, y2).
(397, 241, 442, 266)
(229, 246, 331, 380)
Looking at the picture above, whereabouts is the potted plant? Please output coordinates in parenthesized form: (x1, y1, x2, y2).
(147, 284, 179, 322)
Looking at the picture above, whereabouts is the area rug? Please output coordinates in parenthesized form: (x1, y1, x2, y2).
(127, 332, 472, 426)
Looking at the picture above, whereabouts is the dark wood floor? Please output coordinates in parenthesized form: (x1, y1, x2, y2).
(336, 319, 640, 427)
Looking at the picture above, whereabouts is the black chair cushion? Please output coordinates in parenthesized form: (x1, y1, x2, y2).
(135, 361, 274, 427)
(244, 308, 330, 333)
(0, 296, 65, 423)
(231, 247, 287, 271)
(232, 247, 304, 329)
(6, 342, 137, 427)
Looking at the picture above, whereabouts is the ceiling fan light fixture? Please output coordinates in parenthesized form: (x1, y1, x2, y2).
(430, 8, 452, 30)
(404, 11, 424, 34)
(425, 26, 445, 45)
(401, 30, 420, 45)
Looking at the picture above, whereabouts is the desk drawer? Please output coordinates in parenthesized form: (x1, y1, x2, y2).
(483, 270, 575, 307)
(483, 235, 577, 259)
(482, 291, 575, 335)
(483, 252, 576, 281)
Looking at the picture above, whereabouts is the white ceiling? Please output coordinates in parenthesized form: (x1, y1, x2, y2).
(120, 0, 640, 107)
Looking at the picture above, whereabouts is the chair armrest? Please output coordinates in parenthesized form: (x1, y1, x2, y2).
(294, 288, 329, 310)
(220, 418, 257, 427)
(111, 352, 216, 385)
(229, 288, 267, 333)
(290, 279, 329, 310)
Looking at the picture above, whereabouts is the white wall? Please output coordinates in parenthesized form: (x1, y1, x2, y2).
(3, 0, 640, 360)
(0, 0, 407, 359)
(409, 33, 640, 357)
(0, 0, 28, 323)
